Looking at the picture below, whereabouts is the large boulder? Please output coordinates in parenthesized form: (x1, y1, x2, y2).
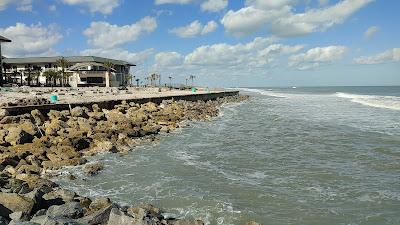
(106, 208, 137, 225)
(88, 142, 118, 154)
(31, 110, 45, 126)
(70, 107, 88, 118)
(78, 205, 115, 225)
(0, 193, 35, 217)
(83, 162, 104, 176)
(4, 128, 34, 146)
(46, 202, 84, 219)
(42, 189, 76, 203)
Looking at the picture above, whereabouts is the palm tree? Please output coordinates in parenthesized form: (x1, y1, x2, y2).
(33, 66, 42, 86)
(168, 76, 173, 88)
(56, 57, 69, 87)
(43, 70, 57, 86)
(149, 73, 158, 87)
(25, 65, 33, 86)
(103, 61, 114, 88)
(189, 75, 196, 87)
(135, 78, 140, 87)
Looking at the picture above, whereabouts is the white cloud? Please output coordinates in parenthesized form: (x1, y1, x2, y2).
(62, 0, 120, 14)
(319, 0, 330, 6)
(364, 26, 379, 39)
(221, 0, 372, 37)
(245, 0, 290, 9)
(184, 37, 303, 68)
(201, 21, 218, 35)
(154, 52, 183, 67)
(81, 48, 155, 65)
(289, 46, 347, 70)
(201, 0, 228, 12)
(0, 23, 62, 57)
(169, 20, 218, 38)
(0, 0, 33, 12)
(84, 17, 157, 48)
(155, 0, 192, 5)
(354, 48, 400, 65)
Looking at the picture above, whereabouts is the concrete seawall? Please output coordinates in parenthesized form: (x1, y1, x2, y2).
(3, 90, 239, 116)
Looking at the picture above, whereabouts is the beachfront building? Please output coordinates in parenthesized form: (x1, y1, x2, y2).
(2, 56, 135, 87)
(0, 35, 12, 87)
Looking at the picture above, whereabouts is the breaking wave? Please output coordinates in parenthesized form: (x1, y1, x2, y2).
(335, 92, 400, 111)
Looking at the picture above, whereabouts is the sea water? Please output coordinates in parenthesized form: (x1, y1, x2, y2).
(58, 86, 400, 225)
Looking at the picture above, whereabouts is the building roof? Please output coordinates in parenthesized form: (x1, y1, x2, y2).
(3, 56, 135, 66)
(0, 35, 11, 42)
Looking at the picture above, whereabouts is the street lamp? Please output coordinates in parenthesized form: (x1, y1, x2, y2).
(0, 35, 12, 87)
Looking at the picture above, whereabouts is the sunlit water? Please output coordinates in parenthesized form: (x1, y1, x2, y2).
(58, 86, 400, 225)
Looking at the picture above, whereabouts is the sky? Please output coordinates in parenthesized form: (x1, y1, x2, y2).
(0, 0, 399, 87)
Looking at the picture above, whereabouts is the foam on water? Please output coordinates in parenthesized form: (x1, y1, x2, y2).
(236, 88, 290, 98)
(335, 92, 400, 111)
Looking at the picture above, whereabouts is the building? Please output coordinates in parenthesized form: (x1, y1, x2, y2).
(2, 56, 135, 87)
(0, 35, 12, 86)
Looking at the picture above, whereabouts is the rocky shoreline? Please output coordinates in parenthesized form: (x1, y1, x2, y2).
(0, 94, 259, 225)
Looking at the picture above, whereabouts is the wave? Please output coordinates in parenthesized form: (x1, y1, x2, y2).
(335, 92, 400, 111)
(235, 88, 289, 98)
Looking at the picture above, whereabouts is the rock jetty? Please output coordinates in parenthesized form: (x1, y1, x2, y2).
(0, 95, 259, 225)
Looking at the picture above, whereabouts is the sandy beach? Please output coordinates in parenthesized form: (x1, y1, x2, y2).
(0, 87, 224, 107)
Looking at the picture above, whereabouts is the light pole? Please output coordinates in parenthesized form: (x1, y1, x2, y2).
(0, 35, 11, 87)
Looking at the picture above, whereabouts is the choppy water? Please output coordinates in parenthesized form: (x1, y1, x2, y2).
(59, 86, 400, 225)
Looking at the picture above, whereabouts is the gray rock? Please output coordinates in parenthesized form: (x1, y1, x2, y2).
(0, 193, 35, 217)
(106, 208, 138, 225)
(43, 189, 76, 203)
(89, 198, 111, 211)
(77, 204, 115, 225)
(9, 211, 29, 222)
(46, 202, 84, 219)
(31, 215, 81, 225)
(8, 221, 40, 225)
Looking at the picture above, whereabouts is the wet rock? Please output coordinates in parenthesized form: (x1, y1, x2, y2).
(0, 193, 35, 216)
(71, 138, 90, 151)
(140, 123, 161, 136)
(46, 202, 84, 219)
(43, 189, 76, 203)
(88, 142, 118, 154)
(89, 197, 111, 211)
(5, 128, 34, 146)
(106, 208, 136, 225)
(78, 204, 115, 225)
(83, 162, 104, 176)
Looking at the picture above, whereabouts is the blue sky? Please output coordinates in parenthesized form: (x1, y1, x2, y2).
(0, 0, 399, 87)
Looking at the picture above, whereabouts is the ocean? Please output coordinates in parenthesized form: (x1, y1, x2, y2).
(58, 86, 400, 225)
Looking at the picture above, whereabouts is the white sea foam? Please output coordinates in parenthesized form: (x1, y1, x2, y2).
(236, 88, 289, 98)
(335, 92, 400, 111)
